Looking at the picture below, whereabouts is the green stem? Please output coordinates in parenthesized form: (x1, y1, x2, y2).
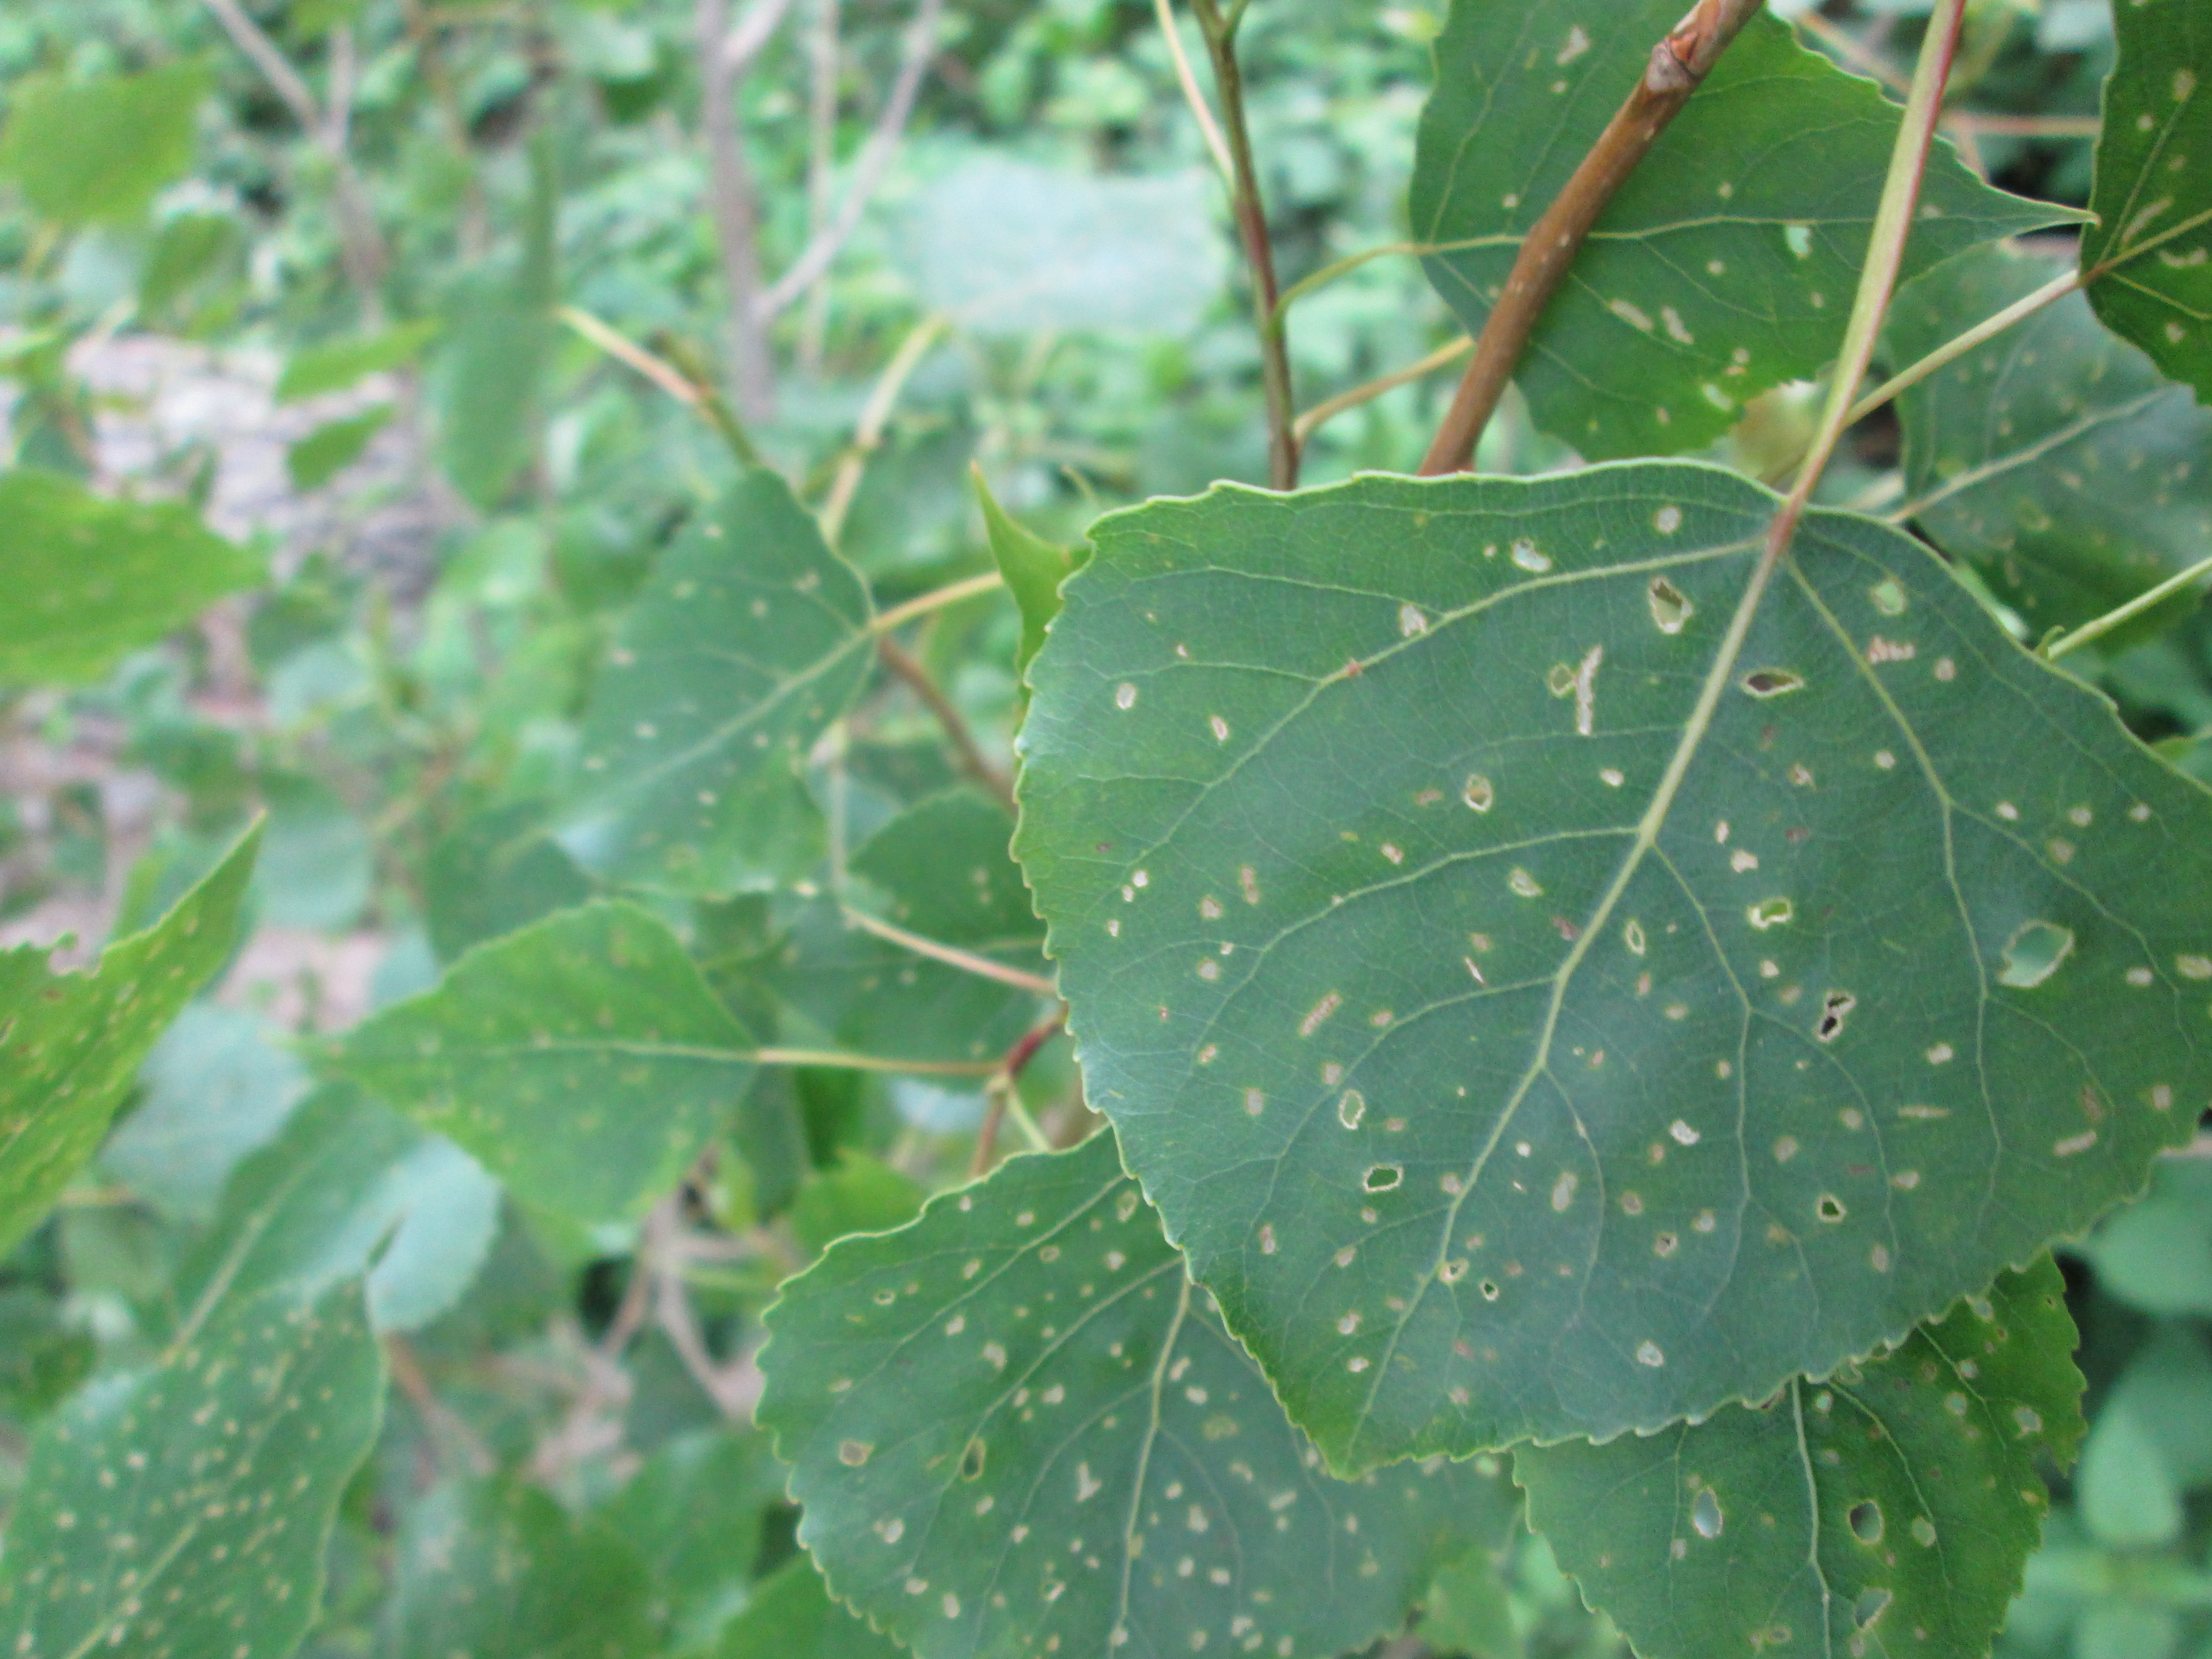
(1845, 268, 2080, 426)
(751, 1046, 1002, 1078)
(2044, 553, 2212, 661)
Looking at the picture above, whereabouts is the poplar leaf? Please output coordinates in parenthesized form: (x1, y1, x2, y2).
(1015, 465, 2212, 1469)
(1520, 1259, 2083, 1659)
(1410, 6, 2063, 459)
(757, 1133, 1514, 1659)
(974, 465, 1077, 687)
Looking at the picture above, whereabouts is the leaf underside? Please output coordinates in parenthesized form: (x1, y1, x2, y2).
(321, 900, 756, 1226)
(757, 1133, 1515, 1659)
(0, 1279, 385, 1659)
(1890, 245, 2212, 629)
(1409, 8, 2061, 460)
(1521, 1257, 2083, 1659)
(1014, 464, 2212, 1469)
(2083, 0, 2212, 402)
(562, 466, 875, 895)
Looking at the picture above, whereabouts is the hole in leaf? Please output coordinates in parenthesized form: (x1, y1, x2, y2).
(1817, 1194, 1847, 1223)
(1998, 920, 2075, 988)
(961, 1438, 987, 1480)
(1363, 1164, 1403, 1192)
(1648, 577, 1694, 634)
(1741, 669, 1805, 697)
(1870, 577, 1907, 616)
(1849, 1501, 1883, 1543)
(1479, 1279, 1501, 1301)
(1691, 1487, 1724, 1539)
(1463, 774, 1494, 813)
(1854, 1588, 1892, 1630)
(1816, 990, 1856, 1042)
(1747, 897, 1794, 929)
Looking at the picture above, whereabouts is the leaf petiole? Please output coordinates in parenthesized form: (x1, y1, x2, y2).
(2042, 552, 2212, 661)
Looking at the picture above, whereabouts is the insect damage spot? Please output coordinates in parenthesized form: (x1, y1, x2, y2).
(1691, 1486, 1723, 1539)
(1998, 920, 2074, 988)
(1741, 669, 1805, 698)
(1747, 898, 1794, 929)
(1647, 577, 1694, 634)
(1854, 1589, 1893, 1630)
(1463, 774, 1495, 813)
(1816, 990, 1856, 1042)
(1363, 1164, 1403, 1192)
(1850, 1500, 1883, 1543)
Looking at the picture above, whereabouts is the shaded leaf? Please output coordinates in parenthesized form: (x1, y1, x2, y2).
(597, 1426, 782, 1651)
(277, 319, 441, 403)
(433, 290, 551, 510)
(2081, 1156, 2212, 1317)
(0, 64, 206, 224)
(2082, 0, 2212, 400)
(562, 469, 873, 894)
(178, 1084, 500, 1333)
(0, 469, 263, 685)
(287, 405, 393, 491)
(1891, 245, 2212, 629)
(1409, 7, 2060, 458)
(0, 824, 259, 1256)
(757, 1133, 1513, 1659)
(1014, 466, 2212, 1467)
(974, 465, 1076, 690)
(1519, 1259, 2083, 1659)
(257, 771, 375, 931)
(716, 1556, 909, 1659)
(0, 1278, 385, 1659)
(789, 1151, 925, 1257)
(2075, 1325, 2212, 1549)
(385, 1478, 655, 1659)
(320, 902, 756, 1226)
(423, 798, 596, 964)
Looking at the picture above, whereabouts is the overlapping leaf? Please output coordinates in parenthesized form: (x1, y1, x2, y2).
(719, 1557, 910, 1659)
(2083, 0, 2212, 400)
(1520, 1259, 2082, 1659)
(0, 1279, 385, 1659)
(1408, 5, 2059, 459)
(758, 1133, 1513, 1659)
(1015, 465, 2212, 1469)
(561, 468, 874, 894)
(1891, 245, 2212, 629)
(321, 902, 756, 1225)
(0, 469, 264, 685)
(0, 824, 259, 1256)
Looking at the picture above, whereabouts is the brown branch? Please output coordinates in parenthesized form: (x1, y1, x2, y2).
(972, 1010, 1070, 1177)
(697, 0, 783, 420)
(876, 633, 1016, 811)
(798, 0, 844, 372)
(1418, 0, 1766, 476)
(1189, 0, 1297, 490)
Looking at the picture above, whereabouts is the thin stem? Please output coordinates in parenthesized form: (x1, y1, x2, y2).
(1295, 336, 1471, 445)
(876, 634, 1017, 810)
(972, 1011, 1069, 1176)
(821, 314, 950, 543)
(559, 304, 709, 410)
(798, 0, 843, 373)
(2044, 553, 2212, 661)
(1190, 0, 1298, 490)
(1151, 0, 1235, 183)
(1419, 0, 1765, 476)
(751, 1046, 1002, 1077)
(840, 904, 1058, 996)
(653, 332, 765, 466)
(697, 0, 779, 420)
(868, 571, 1006, 634)
(1845, 269, 2080, 426)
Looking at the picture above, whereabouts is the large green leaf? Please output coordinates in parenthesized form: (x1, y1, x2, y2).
(1519, 1259, 2083, 1659)
(0, 469, 264, 685)
(0, 1278, 385, 1659)
(177, 1084, 500, 1333)
(385, 1478, 656, 1659)
(2083, 0, 2212, 401)
(423, 798, 597, 963)
(319, 902, 756, 1225)
(1014, 465, 2212, 1468)
(1408, 6, 2060, 459)
(0, 824, 259, 1256)
(1890, 245, 2212, 630)
(757, 1133, 1513, 1659)
(0, 64, 206, 224)
(561, 468, 874, 894)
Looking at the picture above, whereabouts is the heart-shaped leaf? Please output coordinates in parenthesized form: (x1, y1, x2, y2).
(1409, 5, 2060, 459)
(1519, 1258, 2082, 1659)
(757, 1132, 1514, 1659)
(1015, 465, 2212, 1468)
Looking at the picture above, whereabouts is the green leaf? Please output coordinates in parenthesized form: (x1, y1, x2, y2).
(177, 1084, 500, 1333)
(0, 824, 259, 1256)
(2082, 0, 2212, 400)
(385, 1478, 656, 1659)
(1890, 244, 2212, 630)
(1518, 1259, 2083, 1659)
(276, 319, 441, 403)
(2074, 1325, 2212, 1549)
(757, 1133, 1514, 1659)
(0, 64, 207, 225)
(257, 771, 374, 931)
(1408, 7, 2062, 459)
(789, 1151, 925, 1256)
(423, 799, 597, 963)
(286, 405, 393, 491)
(320, 901, 756, 1225)
(0, 469, 263, 685)
(974, 467, 1075, 690)
(1419, 1542, 1522, 1659)
(99, 1002, 309, 1222)
(597, 1426, 782, 1651)
(0, 1278, 385, 1659)
(1014, 465, 2212, 1467)
(562, 469, 874, 894)
(717, 1557, 910, 1659)
(2082, 1157, 2212, 1316)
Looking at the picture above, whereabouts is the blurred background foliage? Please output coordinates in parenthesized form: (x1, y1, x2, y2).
(0, 0, 2206, 1655)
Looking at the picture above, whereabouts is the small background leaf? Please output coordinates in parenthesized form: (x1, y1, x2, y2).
(0, 63, 206, 224)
